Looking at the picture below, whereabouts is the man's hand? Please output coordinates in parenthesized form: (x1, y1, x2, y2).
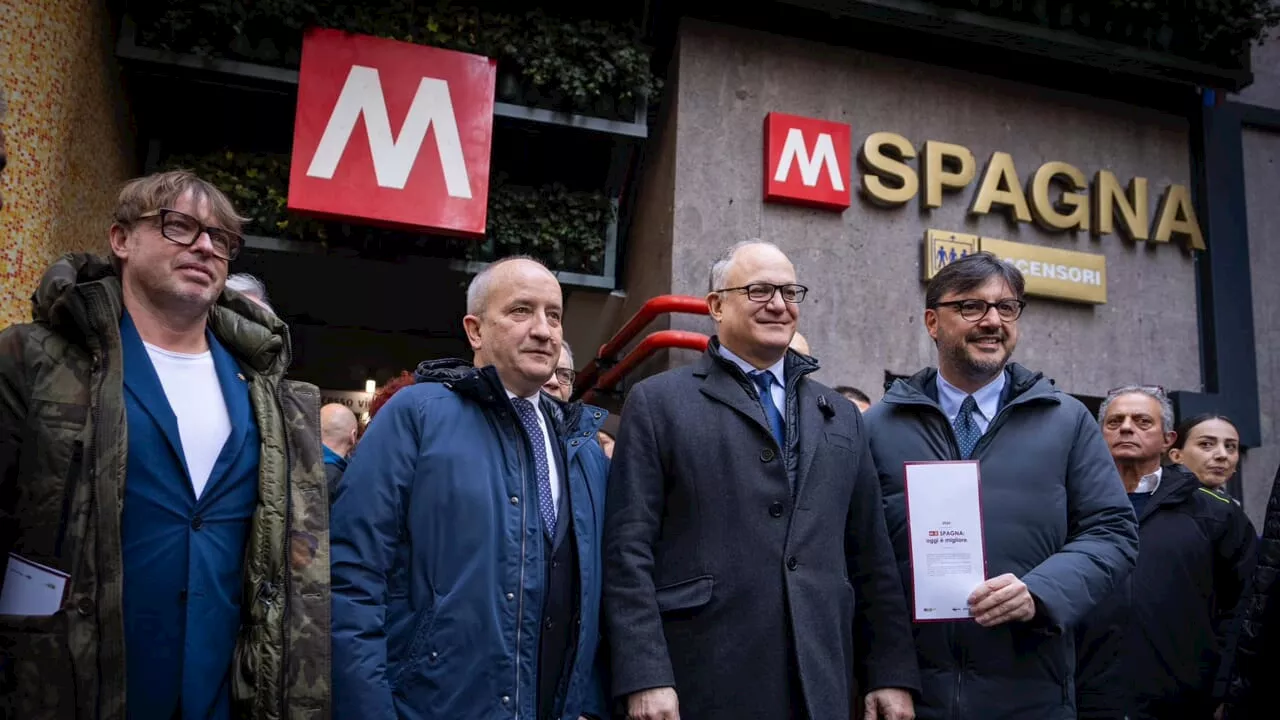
(864, 688, 914, 720)
(968, 573, 1036, 627)
(626, 687, 679, 720)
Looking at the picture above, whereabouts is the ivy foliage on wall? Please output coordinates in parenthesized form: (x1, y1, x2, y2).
(131, 0, 659, 118)
(928, 0, 1279, 66)
(166, 151, 614, 275)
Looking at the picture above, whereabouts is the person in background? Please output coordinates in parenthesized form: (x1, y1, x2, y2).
(1226, 463, 1280, 718)
(789, 330, 811, 356)
(1076, 387, 1254, 720)
(835, 385, 872, 412)
(321, 402, 359, 500)
(225, 272, 273, 314)
(331, 257, 610, 720)
(0, 170, 329, 719)
(596, 429, 615, 459)
(864, 252, 1137, 720)
(605, 239, 918, 720)
(543, 340, 576, 402)
(1170, 414, 1242, 501)
(367, 370, 415, 424)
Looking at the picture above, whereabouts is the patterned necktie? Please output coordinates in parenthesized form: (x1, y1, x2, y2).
(953, 395, 982, 460)
(511, 397, 556, 536)
(751, 371, 786, 447)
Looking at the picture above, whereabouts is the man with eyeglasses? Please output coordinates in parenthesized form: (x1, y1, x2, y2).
(0, 170, 330, 719)
(543, 340, 577, 402)
(604, 239, 919, 720)
(1074, 386, 1254, 720)
(863, 251, 1137, 720)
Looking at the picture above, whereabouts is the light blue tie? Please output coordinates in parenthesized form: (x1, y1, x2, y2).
(751, 371, 786, 447)
(953, 395, 982, 460)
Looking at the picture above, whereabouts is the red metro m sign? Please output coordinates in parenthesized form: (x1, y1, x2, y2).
(763, 112, 853, 211)
(288, 29, 497, 237)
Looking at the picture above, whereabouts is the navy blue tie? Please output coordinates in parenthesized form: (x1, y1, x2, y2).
(751, 371, 786, 447)
(511, 397, 556, 536)
(953, 395, 982, 460)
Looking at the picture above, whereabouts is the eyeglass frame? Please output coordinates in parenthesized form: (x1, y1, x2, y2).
(135, 208, 245, 261)
(552, 367, 577, 386)
(713, 282, 810, 304)
(929, 298, 1027, 322)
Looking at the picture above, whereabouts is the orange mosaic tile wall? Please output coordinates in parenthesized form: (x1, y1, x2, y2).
(0, 0, 136, 329)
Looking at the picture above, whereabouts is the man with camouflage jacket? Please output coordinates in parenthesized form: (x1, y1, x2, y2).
(0, 171, 330, 720)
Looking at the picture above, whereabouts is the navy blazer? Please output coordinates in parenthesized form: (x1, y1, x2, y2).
(118, 313, 261, 720)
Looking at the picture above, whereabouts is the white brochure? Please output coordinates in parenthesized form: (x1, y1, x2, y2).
(0, 553, 69, 617)
(904, 461, 987, 622)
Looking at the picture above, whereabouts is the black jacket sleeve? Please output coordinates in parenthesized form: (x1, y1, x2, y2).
(1212, 499, 1257, 701)
(602, 384, 675, 698)
(847, 411, 921, 694)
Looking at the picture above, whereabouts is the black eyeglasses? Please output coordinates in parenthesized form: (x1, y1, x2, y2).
(931, 298, 1026, 322)
(553, 368, 577, 386)
(714, 283, 809, 304)
(137, 208, 244, 261)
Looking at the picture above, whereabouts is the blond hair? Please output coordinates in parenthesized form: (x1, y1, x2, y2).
(113, 170, 249, 234)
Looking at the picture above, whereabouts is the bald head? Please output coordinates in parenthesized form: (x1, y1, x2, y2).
(321, 403, 359, 457)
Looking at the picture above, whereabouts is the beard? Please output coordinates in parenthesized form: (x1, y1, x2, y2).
(944, 329, 1010, 381)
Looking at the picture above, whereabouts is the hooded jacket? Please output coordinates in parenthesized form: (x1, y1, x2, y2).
(863, 363, 1138, 720)
(0, 254, 330, 720)
(330, 359, 610, 720)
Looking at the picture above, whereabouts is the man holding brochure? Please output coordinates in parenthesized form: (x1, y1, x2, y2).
(864, 252, 1138, 719)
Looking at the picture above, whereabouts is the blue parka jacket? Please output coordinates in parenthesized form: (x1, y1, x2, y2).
(331, 359, 610, 720)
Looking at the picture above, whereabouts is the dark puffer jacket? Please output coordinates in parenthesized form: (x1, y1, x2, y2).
(864, 363, 1138, 720)
(1228, 463, 1280, 718)
(1075, 464, 1255, 719)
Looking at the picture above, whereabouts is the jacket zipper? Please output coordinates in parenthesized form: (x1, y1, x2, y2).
(274, 382, 293, 720)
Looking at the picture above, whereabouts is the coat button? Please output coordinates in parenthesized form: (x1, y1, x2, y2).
(191, 515, 204, 530)
(544, 617, 554, 630)
(760, 448, 775, 462)
(429, 651, 438, 661)
(506, 592, 515, 601)
(501, 695, 510, 705)
(769, 502, 784, 518)
(510, 496, 519, 505)
(786, 556, 798, 571)
(76, 597, 94, 616)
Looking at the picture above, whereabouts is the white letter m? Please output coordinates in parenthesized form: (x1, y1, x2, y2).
(306, 65, 472, 197)
(773, 128, 845, 191)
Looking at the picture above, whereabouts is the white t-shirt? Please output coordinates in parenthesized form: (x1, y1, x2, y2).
(144, 343, 233, 499)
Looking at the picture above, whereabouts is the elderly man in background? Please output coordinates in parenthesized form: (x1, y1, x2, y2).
(1076, 387, 1254, 720)
(321, 403, 359, 499)
(225, 272, 273, 313)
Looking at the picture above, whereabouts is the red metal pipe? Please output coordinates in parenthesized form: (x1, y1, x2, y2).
(574, 294, 709, 396)
(580, 330, 709, 405)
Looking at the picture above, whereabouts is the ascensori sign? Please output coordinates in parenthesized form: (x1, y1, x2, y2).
(925, 230, 1108, 305)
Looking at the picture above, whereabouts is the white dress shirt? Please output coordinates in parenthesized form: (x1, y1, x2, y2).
(507, 389, 562, 513)
(719, 344, 787, 416)
(1134, 466, 1163, 494)
(937, 370, 1006, 435)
